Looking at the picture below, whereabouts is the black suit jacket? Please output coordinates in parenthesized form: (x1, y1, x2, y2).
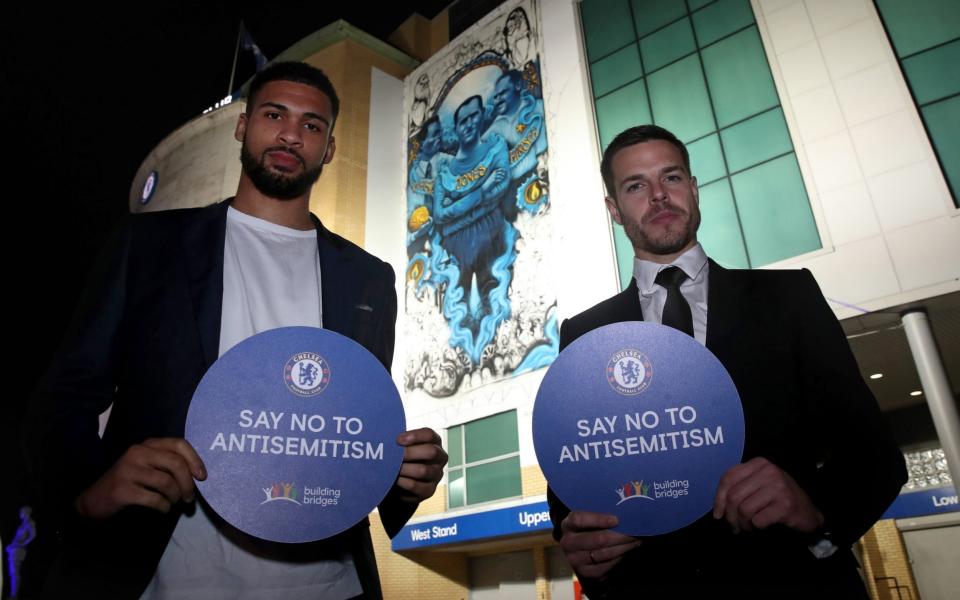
(548, 260, 906, 598)
(26, 199, 406, 598)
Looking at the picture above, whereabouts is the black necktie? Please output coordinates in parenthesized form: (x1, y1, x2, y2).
(655, 266, 694, 337)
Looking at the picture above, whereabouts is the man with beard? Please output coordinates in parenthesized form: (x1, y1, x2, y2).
(548, 125, 905, 597)
(26, 62, 446, 599)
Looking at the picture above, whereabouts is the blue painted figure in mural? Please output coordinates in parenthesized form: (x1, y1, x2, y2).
(433, 95, 511, 332)
(487, 69, 548, 220)
(407, 116, 453, 257)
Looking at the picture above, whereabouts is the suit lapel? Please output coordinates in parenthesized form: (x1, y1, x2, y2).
(312, 214, 355, 340)
(183, 200, 231, 368)
(704, 258, 745, 358)
(616, 279, 645, 322)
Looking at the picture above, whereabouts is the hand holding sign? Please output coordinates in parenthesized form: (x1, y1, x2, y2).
(395, 428, 448, 503)
(558, 511, 642, 581)
(75, 438, 207, 519)
(713, 457, 824, 534)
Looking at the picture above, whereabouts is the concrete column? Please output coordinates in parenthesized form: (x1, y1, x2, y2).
(901, 311, 960, 487)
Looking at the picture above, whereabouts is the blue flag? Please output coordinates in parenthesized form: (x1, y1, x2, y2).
(240, 23, 267, 73)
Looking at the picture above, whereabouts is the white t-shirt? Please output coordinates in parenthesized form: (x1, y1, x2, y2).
(141, 207, 362, 600)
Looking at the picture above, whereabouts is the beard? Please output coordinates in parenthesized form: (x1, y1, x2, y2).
(240, 143, 323, 200)
(623, 205, 700, 257)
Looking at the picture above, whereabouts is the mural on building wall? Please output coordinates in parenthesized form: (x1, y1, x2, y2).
(402, 0, 558, 398)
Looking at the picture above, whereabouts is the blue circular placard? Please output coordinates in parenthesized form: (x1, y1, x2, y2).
(186, 327, 406, 543)
(533, 322, 744, 536)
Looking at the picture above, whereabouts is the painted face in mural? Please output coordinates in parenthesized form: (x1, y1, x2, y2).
(421, 119, 443, 158)
(236, 80, 335, 200)
(493, 75, 521, 118)
(605, 140, 700, 262)
(454, 97, 484, 148)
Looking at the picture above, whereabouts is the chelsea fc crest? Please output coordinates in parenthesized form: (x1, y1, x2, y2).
(606, 349, 652, 395)
(284, 352, 331, 396)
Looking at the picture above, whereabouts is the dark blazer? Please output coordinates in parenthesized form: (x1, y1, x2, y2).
(26, 199, 405, 599)
(548, 260, 906, 598)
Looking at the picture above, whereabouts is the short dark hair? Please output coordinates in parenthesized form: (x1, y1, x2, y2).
(246, 61, 340, 126)
(497, 69, 524, 89)
(600, 125, 690, 197)
(454, 95, 483, 124)
(418, 115, 441, 144)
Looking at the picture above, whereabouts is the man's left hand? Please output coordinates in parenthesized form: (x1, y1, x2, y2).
(713, 457, 824, 534)
(395, 428, 447, 504)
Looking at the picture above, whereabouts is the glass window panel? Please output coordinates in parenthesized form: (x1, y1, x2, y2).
(613, 224, 636, 289)
(466, 456, 522, 504)
(647, 54, 716, 142)
(702, 27, 778, 127)
(687, 133, 726, 184)
(448, 468, 465, 508)
(640, 17, 696, 73)
(922, 96, 960, 206)
(465, 411, 519, 463)
(692, 0, 755, 47)
(447, 425, 462, 467)
(903, 40, 960, 105)
(591, 44, 643, 97)
(581, 0, 638, 61)
(720, 108, 792, 173)
(596, 81, 652, 150)
(631, 0, 687, 38)
(696, 178, 749, 269)
(731, 154, 821, 266)
(688, 0, 714, 10)
(876, 0, 960, 58)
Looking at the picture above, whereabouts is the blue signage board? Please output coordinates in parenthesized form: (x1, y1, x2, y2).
(882, 486, 958, 520)
(392, 501, 553, 550)
(186, 326, 406, 543)
(533, 322, 744, 537)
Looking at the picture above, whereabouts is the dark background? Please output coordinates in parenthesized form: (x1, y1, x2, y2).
(1, 3, 447, 594)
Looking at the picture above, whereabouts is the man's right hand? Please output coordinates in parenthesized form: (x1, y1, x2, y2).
(75, 438, 206, 519)
(559, 510, 642, 580)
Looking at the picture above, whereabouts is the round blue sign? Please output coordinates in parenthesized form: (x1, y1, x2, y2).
(186, 327, 406, 543)
(533, 322, 744, 536)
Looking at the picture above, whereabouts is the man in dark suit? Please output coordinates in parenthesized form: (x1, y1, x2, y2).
(26, 62, 446, 599)
(548, 125, 905, 598)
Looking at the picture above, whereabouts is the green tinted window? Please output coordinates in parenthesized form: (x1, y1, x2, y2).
(447, 425, 462, 467)
(613, 224, 636, 289)
(702, 27, 778, 127)
(448, 469, 465, 508)
(693, 0, 754, 46)
(465, 411, 519, 463)
(595, 81, 652, 150)
(466, 457, 522, 504)
(581, 0, 637, 61)
(720, 108, 792, 173)
(732, 155, 820, 266)
(641, 17, 696, 73)
(631, 0, 686, 38)
(902, 40, 960, 105)
(648, 54, 715, 142)
(592, 44, 643, 97)
(876, 0, 960, 57)
(875, 0, 960, 207)
(922, 97, 960, 199)
(697, 178, 749, 269)
(688, 133, 727, 185)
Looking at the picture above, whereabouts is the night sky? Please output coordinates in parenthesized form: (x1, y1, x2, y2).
(2, 3, 446, 584)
